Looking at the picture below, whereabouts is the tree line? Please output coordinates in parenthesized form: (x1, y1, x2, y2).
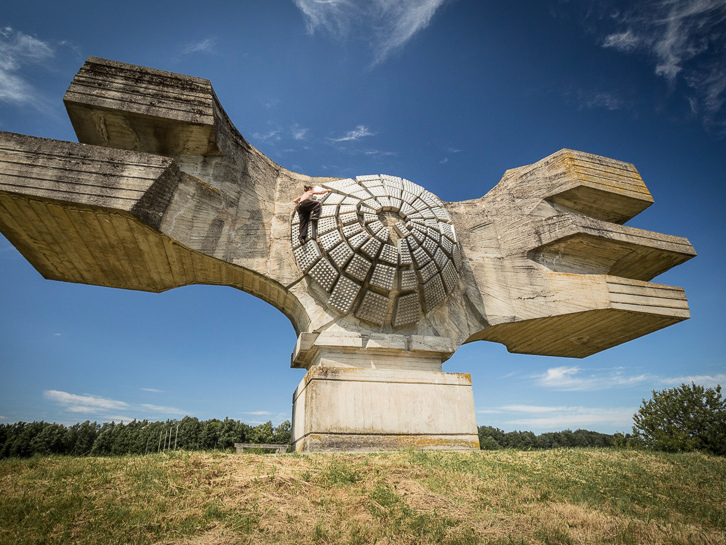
(477, 427, 633, 450)
(2, 383, 722, 458)
(479, 383, 724, 455)
(0, 418, 627, 458)
(0, 417, 291, 458)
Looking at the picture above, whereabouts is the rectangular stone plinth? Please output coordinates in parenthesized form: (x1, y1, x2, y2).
(291, 366, 479, 452)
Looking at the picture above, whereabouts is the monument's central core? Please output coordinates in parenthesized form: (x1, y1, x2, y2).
(0, 57, 696, 452)
(377, 211, 404, 242)
(292, 176, 461, 328)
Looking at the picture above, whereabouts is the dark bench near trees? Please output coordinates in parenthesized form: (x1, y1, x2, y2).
(234, 443, 288, 454)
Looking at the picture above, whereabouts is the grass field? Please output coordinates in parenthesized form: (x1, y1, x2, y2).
(1, 449, 724, 544)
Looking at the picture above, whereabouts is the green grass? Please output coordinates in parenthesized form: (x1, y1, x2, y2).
(0, 449, 723, 544)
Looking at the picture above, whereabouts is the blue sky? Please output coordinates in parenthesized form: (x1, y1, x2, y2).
(1, 0, 724, 434)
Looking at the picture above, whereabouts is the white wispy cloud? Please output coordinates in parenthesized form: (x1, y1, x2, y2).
(370, 0, 451, 65)
(478, 404, 636, 431)
(291, 125, 310, 140)
(141, 387, 163, 393)
(534, 366, 648, 391)
(66, 406, 100, 413)
(182, 38, 216, 54)
(602, 29, 640, 52)
(507, 407, 636, 430)
(240, 411, 291, 425)
(438, 145, 462, 165)
(292, 0, 451, 65)
(252, 128, 283, 143)
(363, 148, 396, 158)
(293, 0, 355, 36)
(261, 98, 280, 109)
(576, 90, 625, 111)
(498, 404, 570, 414)
(104, 415, 137, 423)
(141, 403, 187, 415)
(44, 390, 128, 411)
(686, 65, 726, 116)
(0, 27, 54, 106)
(656, 373, 726, 389)
(330, 124, 374, 142)
(44, 389, 197, 422)
(599, 0, 726, 130)
(531, 366, 723, 392)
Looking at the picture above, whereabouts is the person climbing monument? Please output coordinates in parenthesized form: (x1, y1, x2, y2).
(294, 185, 330, 244)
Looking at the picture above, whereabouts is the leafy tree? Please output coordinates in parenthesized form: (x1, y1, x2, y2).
(0, 425, 8, 452)
(177, 417, 201, 451)
(90, 422, 116, 456)
(110, 422, 132, 455)
(273, 421, 292, 445)
(572, 429, 613, 448)
(248, 421, 274, 444)
(65, 421, 100, 455)
(479, 436, 501, 450)
(506, 430, 537, 450)
(8, 422, 46, 457)
(30, 423, 67, 455)
(133, 421, 158, 454)
(633, 383, 725, 455)
(478, 426, 505, 449)
(200, 419, 222, 449)
(218, 417, 244, 449)
(116, 420, 149, 455)
(0, 423, 21, 457)
(612, 432, 643, 449)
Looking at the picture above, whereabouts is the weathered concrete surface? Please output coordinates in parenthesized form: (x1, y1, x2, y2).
(291, 366, 478, 452)
(291, 330, 454, 370)
(450, 149, 694, 357)
(64, 57, 219, 156)
(0, 57, 697, 451)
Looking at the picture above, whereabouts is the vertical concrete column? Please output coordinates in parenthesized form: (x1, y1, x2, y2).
(290, 333, 480, 452)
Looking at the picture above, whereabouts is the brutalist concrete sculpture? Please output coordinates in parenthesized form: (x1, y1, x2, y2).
(0, 58, 696, 451)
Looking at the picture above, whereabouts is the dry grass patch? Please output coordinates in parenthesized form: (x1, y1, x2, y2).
(0, 449, 724, 544)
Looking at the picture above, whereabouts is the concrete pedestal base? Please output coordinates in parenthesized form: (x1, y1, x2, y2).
(291, 366, 479, 452)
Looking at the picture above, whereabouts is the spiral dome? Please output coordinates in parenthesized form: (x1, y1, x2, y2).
(291, 175, 461, 327)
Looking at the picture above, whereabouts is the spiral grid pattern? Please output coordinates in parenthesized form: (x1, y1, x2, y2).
(292, 175, 461, 327)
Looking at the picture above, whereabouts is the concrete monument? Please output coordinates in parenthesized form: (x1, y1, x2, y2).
(0, 58, 696, 451)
